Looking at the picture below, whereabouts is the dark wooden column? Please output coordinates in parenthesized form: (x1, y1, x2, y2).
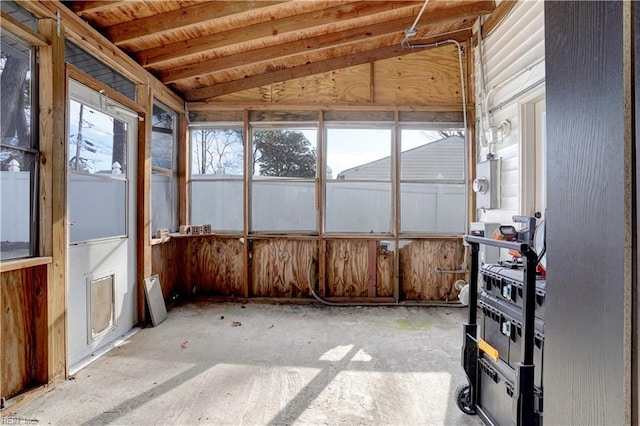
(544, 1, 635, 424)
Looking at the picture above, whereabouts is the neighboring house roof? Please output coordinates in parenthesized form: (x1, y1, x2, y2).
(337, 135, 464, 180)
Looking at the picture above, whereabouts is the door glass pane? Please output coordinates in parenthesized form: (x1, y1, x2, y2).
(68, 92, 129, 243)
(68, 99, 127, 175)
(69, 175, 126, 243)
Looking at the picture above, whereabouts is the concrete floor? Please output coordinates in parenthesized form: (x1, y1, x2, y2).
(14, 302, 482, 425)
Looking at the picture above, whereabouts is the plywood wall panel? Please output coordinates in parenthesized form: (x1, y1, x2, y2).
(250, 239, 317, 297)
(1, 265, 47, 399)
(189, 237, 245, 296)
(326, 240, 368, 297)
(376, 245, 394, 297)
(399, 239, 464, 301)
(151, 240, 179, 302)
(374, 47, 462, 105)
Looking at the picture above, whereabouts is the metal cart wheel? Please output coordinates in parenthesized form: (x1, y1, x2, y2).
(455, 383, 476, 415)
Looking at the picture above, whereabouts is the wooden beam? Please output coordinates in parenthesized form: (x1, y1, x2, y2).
(184, 28, 472, 101)
(482, 0, 516, 38)
(66, 1, 131, 17)
(157, 0, 493, 83)
(0, 257, 52, 273)
(106, 1, 287, 46)
(136, 84, 152, 324)
(66, 64, 145, 114)
(188, 102, 467, 112)
(177, 113, 189, 227)
(38, 17, 67, 383)
(137, 1, 422, 67)
(0, 11, 49, 46)
(16, 0, 184, 113)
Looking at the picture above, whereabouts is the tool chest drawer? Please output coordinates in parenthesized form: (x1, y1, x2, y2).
(477, 354, 544, 426)
(481, 264, 546, 319)
(479, 291, 545, 388)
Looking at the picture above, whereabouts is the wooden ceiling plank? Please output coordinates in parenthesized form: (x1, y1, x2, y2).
(66, 1, 131, 17)
(159, 0, 493, 84)
(106, 1, 288, 45)
(184, 28, 472, 101)
(136, 1, 423, 67)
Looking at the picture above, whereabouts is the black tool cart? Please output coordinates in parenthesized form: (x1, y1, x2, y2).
(455, 216, 546, 426)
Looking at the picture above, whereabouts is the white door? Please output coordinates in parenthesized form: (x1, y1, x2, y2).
(67, 79, 137, 369)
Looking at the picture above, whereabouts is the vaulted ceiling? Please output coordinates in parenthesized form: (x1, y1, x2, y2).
(60, 0, 497, 101)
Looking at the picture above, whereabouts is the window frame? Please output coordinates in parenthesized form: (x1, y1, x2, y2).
(398, 124, 468, 235)
(249, 123, 319, 234)
(0, 30, 39, 260)
(151, 100, 179, 235)
(323, 122, 395, 236)
(188, 123, 245, 233)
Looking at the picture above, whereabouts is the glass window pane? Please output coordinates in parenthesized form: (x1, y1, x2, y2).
(325, 181, 392, 233)
(252, 129, 317, 178)
(1, 34, 32, 149)
(191, 128, 244, 175)
(326, 128, 391, 180)
(69, 175, 126, 243)
(68, 100, 127, 174)
(151, 174, 177, 234)
(190, 179, 243, 231)
(253, 129, 317, 179)
(151, 103, 175, 170)
(401, 130, 465, 180)
(251, 181, 316, 232)
(65, 41, 136, 101)
(0, 148, 36, 260)
(401, 183, 465, 233)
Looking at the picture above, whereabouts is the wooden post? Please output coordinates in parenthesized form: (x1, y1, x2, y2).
(38, 17, 67, 382)
(393, 110, 400, 302)
(178, 112, 189, 226)
(137, 83, 152, 324)
(243, 109, 250, 297)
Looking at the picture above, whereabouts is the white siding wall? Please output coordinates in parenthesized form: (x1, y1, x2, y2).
(475, 0, 545, 225)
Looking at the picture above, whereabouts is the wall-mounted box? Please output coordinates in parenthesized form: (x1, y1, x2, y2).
(474, 158, 500, 209)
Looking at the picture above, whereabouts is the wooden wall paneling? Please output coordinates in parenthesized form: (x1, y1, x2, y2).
(374, 47, 462, 106)
(544, 3, 626, 423)
(250, 239, 317, 298)
(367, 240, 377, 297)
(326, 240, 368, 297)
(151, 240, 178, 302)
(399, 239, 464, 301)
(31, 265, 48, 385)
(1, 269, 34, 398)
(377, 243, 394, 297)
(190, 237, 244, 296)
(0, 266, 47, 399)
(38, 18, 67, 382)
